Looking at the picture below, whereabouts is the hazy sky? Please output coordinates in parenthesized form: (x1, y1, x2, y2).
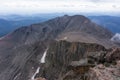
(0, 0, 120, 15)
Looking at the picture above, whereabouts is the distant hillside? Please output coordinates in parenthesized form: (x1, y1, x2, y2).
(88, 16, 120, 33)
(0, 14, 61, 37)
(0, 19, 13, 37)
(0, 18, 49, 37)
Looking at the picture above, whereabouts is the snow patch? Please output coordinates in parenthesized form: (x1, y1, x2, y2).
(31, 49, 48, 80)
(41, 49, 48, 63)
(14, 73, 21, 80)
(31, 67, 40, 80)
(63, 37, 68, 40)
(0, 36, 5, 40)
(111, 33, 120, 43)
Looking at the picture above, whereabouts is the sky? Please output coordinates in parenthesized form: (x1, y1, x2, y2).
(0, 0, 120, 15)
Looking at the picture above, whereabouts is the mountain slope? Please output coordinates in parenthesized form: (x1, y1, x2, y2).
(0, 15, 118, 80)
(57, 15, 114, 48)
(0, 19, 13, 37)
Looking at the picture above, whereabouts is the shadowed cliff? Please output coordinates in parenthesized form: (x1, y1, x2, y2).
(37, 40, 120, 80)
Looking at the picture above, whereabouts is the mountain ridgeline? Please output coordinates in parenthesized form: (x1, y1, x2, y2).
(0, 15, 119, 80)
(0, 15, 120, 37)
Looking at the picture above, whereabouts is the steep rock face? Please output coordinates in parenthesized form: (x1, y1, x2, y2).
(39, 40, 106, 80)
(37, 40, 120, 80)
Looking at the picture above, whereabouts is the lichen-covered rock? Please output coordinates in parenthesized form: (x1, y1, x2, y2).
(89, 62, 120, 80)
(87, 51, 107, 64)
(35, 77, 46, 80)
(105, 48, 120, 62)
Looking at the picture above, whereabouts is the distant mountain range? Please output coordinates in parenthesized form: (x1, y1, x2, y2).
(0, 16, 52, 37)
(0, 19, 13, 36)
(0, 14, 120, 37)
(88, 16, 120, 33)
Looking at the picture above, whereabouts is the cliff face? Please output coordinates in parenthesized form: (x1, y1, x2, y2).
(38, 40, 106, 80)
(36, 40, 120, 80)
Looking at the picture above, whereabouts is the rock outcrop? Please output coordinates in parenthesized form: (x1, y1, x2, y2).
(35, 40, 120, 80)
(37, 40, 106, 80)
(35, 77, 46, 80)
(89, 61, 120, 80)
(105, 48, 120, 62)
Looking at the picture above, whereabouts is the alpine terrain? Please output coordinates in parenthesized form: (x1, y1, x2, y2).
(0, 15, 119, 80)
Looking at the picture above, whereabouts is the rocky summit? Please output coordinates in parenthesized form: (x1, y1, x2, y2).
(0, 15, 119, 80)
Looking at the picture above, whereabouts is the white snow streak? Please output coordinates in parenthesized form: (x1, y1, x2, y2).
(0, 36, 5, 40)
(31, 67, 40, 80)
(40, 49, 48, 63)
(14, 73, 21, 80)
(63, 37, 68, 40)
(31, 49, 48, 80)
(111, 33, 120, 43)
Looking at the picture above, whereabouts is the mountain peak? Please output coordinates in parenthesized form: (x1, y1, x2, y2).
(71, 15, 89, 19)
(62, 15, 90, 21)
